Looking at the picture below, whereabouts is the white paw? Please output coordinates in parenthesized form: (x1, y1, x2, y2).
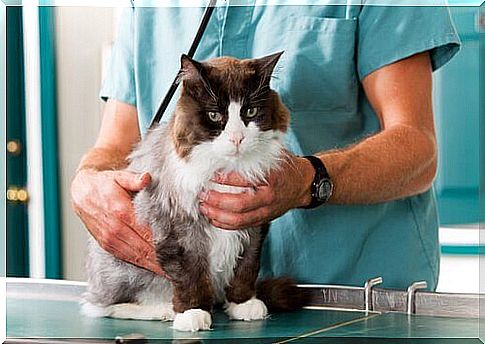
(225, 297, 268, 321)
(80, 301, 108, 318)
(159, 304, 176, 321)
(172, 309, 212, 332)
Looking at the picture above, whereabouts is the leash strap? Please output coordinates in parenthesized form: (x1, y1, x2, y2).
(149, 0, 218, 129)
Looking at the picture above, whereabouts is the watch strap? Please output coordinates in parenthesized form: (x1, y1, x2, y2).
(302, 155, 332, 209)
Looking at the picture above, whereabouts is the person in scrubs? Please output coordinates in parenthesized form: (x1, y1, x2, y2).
(71, 2, 460, 290)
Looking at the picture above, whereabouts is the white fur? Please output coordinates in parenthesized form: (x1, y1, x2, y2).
(225, 297, 268, 321)
(81, 301, 175, 321)
(205, 180, 252, 301)
(136, 278, 173, 305)
(206, 226, 251, 302)
(173, 309, 212, 332)
(226, 101, 245, 147)
(80, 301, 110, 318)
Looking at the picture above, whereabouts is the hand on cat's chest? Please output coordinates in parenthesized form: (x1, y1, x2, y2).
(198, 156, 313, 230)
(198, 173, 280, 230)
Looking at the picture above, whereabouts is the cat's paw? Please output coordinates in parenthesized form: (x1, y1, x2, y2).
(172, 309, 212, 332)
(225, 297, 268, 321)
(159, 304, 176, 321)
(80, 301, 109, 318)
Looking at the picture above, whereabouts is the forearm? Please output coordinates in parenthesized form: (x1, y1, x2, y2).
(77, 147, 129, 172)
(318, 124, 437, 204)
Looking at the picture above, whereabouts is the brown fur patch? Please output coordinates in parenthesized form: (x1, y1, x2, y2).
(170, 98, 214, 159)
(225, 224, 269, 304)
(156, 230, 214, 313)
(269, 90, 290, 133)
(256, 277, 309, 312)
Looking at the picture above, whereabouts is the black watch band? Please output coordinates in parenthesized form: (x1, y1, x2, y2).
(302, 155, 333, 209)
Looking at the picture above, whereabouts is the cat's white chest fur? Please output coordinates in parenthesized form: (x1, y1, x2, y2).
(206, 225, 250, 302)
(205, 182, 251, 302)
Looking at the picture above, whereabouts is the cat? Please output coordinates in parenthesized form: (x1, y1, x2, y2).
(82, 52, 305, 332)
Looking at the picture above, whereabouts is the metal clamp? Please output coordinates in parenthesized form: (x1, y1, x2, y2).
(364, 277, 383, 312)
(407, 281, 427, 315)
(115, 333, 146, 344)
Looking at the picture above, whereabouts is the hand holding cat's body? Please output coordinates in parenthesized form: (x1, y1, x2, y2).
(71, 100, 165, 276)
(71, 167, 164, 276)
(200, 155, 315, 230)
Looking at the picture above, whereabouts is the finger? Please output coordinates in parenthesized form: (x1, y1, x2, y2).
(200, 188, 272, 213)
(209, 218, 267, 231)
(80, 198, 165, 276)
(106, 216, 156, 259)
(209, 219, 239, 230)
(89, 212, 165, 276)
(104, 234, 164, 276)
(131, 224, 154, 243)
(98, 191, 154, 244)
(211, 171, 261, 187)
(114, 206, 153, 244)
(114, 227, 164, 275)
(114, 171, 151, 192)
(200, 202, 271, 230)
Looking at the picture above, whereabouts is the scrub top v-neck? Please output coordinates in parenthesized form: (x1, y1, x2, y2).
(100, 1, 460, 290)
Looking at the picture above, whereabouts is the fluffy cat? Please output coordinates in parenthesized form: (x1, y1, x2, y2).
(82, 52, 304, 332)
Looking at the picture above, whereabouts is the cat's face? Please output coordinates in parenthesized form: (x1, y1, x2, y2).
(171, 53, 289, 160)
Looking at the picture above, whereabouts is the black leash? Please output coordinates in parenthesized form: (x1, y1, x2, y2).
(149, 0, 218, 129)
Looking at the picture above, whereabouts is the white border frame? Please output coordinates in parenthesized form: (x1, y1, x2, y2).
(1, 2, 7, 343)
(22, 0, 45, 278)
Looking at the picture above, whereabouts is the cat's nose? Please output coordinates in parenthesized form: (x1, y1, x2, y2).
(229, 133, 244, 147)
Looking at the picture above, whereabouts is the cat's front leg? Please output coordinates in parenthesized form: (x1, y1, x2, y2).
(225, 227, 268, 321)
(156, 236, 214, 332)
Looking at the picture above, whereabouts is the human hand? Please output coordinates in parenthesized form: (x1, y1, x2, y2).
(198, 153, 315, 230)
(71, 169, 164, 275)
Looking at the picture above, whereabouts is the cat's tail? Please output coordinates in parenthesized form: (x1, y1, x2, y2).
(256, 277, 309, 312)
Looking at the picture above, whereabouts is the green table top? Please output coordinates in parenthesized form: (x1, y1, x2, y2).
(7, 298, 482, 343)
(6, 279, 483, 343)
(7, 298, 366, 341)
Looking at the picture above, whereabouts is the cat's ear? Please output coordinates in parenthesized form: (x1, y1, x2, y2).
(254, 51, 284, 77)
(179, 54, 204, 81)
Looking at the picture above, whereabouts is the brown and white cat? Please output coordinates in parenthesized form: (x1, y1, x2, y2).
(82, 52, 303, 332)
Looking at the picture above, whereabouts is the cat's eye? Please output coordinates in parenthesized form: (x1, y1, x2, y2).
(246, 107, 259, 118)
(207, 111, 223, 122)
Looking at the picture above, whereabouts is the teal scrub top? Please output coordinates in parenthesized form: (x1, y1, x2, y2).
(100, 1, 460, 290)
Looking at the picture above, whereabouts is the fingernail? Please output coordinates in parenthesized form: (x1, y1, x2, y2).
(214, 171, 226, 183)
(199, 190, 208, 201)
(200, 204, 208, 215)
(139, 172, 148, 182)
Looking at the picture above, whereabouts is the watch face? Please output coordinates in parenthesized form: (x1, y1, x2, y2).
(316, 179, 333, 202)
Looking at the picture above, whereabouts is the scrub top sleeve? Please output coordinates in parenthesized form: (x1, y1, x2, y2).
(99, 7, 137, 106)
(357, 5, 461, 81)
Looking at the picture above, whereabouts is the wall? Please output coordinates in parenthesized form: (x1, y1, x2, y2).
(54, 7, 115, 281)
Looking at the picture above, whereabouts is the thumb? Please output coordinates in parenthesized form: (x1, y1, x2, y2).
(114, 171, 151, 192)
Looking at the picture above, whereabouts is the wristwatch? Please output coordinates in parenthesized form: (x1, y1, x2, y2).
(302, 155, 333, 209)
